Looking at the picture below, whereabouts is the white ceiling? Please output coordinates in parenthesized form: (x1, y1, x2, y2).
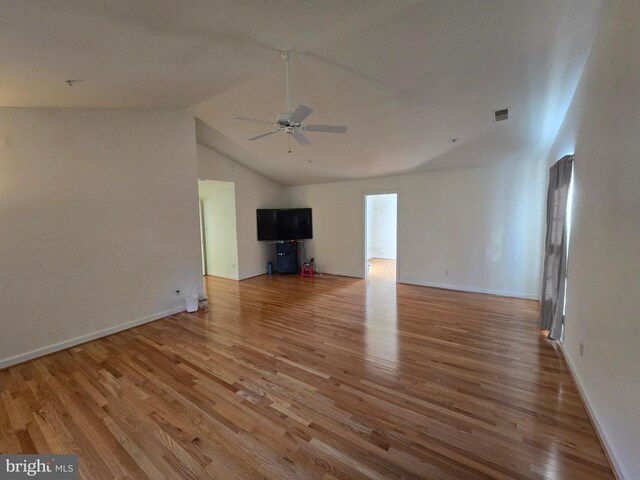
(1, 0, 604, 185)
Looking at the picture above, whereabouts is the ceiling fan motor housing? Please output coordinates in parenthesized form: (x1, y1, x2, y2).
(277, 113, 295, 126)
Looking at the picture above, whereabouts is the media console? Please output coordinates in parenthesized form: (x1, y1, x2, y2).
(276, 241, 298, 274)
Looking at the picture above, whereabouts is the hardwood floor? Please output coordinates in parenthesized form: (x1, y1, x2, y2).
(0, 274, 614, 479)
(367, 258, 396, 281)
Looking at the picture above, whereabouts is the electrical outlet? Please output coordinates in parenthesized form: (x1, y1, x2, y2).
(445, 269, 451, 276)
(579, 342, 584, 357)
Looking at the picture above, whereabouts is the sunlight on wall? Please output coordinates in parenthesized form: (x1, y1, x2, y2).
(562, 166, 575, 320)
(485, 225, 504, 263)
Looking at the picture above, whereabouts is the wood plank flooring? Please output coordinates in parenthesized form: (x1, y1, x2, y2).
(0, 274, 614, 479)
(367, 258, 396, 282)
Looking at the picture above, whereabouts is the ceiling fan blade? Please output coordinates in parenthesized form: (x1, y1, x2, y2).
(289, 105, 313, 124)
(233, 116, 274, 125)
(291, 131, 310, 145)
(247, 130, 279, 141)
(305, 124, 347, 133)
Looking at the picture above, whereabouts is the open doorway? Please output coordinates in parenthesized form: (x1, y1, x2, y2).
(364, 193, 398, 282)
(198, 180, 239, 280)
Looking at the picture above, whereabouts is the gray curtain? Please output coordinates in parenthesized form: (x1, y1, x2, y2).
(540, 155, 573, 340)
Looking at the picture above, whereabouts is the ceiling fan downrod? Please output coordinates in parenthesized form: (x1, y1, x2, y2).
(282, 51, 291, 115)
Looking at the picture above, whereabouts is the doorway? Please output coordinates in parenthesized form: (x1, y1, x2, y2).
(198, 180, 240, 280)
(364, 193, 398, 281)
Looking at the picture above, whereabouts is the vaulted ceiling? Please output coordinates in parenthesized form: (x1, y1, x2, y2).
(1, 0, 604, 185)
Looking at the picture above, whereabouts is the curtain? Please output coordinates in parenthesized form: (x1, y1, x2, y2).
(540, 155, 573, 340)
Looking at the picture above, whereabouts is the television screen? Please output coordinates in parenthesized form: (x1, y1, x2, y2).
(257, 208, 312, 241)
(256, 209, 279, 241)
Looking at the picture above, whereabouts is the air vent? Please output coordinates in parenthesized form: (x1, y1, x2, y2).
(494, 107, 509, 122)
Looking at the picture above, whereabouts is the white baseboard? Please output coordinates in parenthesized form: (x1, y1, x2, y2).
(319, 271, 364, 279)
(397, 278, 539, 300)
(239, 270, 267, 280)
(0, 306, 185, 370)
(205, 272, 240, 280)
(558, 342, 626, 480)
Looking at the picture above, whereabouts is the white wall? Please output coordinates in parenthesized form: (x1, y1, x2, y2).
(197, 143, 282, 279)
(366, 194, 397, 260)
(546, 0, 640, 477)
(199, 180, 239, 280)
(282, 158, 546, 298)
(0, 108, 203, 367)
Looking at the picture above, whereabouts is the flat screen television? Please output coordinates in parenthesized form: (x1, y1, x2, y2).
(257, 208, 312, 241)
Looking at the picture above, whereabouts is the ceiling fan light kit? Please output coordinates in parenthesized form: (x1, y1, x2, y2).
(233, 51, 347, 151)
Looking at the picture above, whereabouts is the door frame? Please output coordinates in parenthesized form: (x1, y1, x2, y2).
(363, 190, 399, 282)
(199, 200, 207, 275)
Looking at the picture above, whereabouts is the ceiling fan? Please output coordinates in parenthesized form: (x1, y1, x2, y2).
(233, 52, 347, 150)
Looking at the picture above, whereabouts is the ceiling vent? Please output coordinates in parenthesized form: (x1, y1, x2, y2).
(493, 107, 509, 122)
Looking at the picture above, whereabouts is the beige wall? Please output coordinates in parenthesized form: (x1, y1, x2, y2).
(282, 158, 546, 299)
(197, 143, 282, 279)
(0, 108, 203, 368)
(199, 180, 239, 280)
(196, 143, 547, 299)
(546, 0, 640, 477)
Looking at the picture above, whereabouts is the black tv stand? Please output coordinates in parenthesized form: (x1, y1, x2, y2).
(276, 241, 298, 274)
